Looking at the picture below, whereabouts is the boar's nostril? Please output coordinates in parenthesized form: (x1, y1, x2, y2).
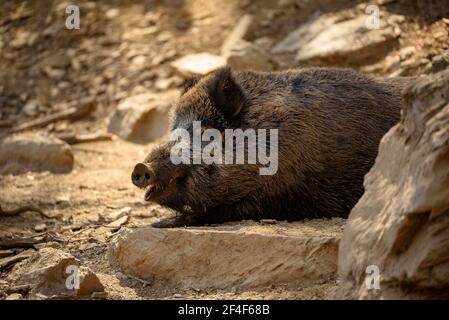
(132, 173, 141, 183)
(132, 163, 152, 188)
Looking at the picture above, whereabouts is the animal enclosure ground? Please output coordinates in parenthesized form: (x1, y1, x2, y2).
(1, 0, 448, 300)
(1, 139, 344, 299)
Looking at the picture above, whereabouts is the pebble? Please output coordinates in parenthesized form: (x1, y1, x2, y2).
(34, 223, 47, 232)
(260, 219, 277, 225)
(5, 293, 23, 300)
(106, 8, 119, 20)
(91, 291, 108, 299)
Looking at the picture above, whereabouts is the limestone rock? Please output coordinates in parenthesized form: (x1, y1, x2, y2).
(171, 53, 226, 77)
(5, 293, 23, 300)
(273, 14, 402, 66)
(337, 69, 449, 299)
(0, 249, 34, 270)
(223, 40, 279, 71)
(430, 49, 449, 74)
(10, 30, 33, 49)
(221, 14, 254, 56)
(0, 133, 74, 175)
(272, 14, 340, 55)
(109, 221, 342, 290)
(7, 248, 105, 299)
(300, 15, 401, 65)
(22, 100, 39, 116)
(221, 14, 278, 71)
(107, 90, 179, 144)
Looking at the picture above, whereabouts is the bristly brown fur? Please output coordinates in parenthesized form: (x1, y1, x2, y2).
(141, 67, 409, 227)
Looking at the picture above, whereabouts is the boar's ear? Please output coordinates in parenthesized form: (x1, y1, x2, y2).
(207, 67, 246, 119)
(182, 75, 202, 95)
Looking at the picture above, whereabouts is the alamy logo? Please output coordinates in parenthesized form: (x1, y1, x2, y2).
(365, 265, 381, 290)
(65, 5, 80, 30)
(170, 121, 279, 175)
(65, 265, 80, 290)
(365, 5, 381, 30)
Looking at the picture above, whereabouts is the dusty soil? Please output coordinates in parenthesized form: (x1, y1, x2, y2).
(0, 138, 344, 299)
(0, 0, 448, 300)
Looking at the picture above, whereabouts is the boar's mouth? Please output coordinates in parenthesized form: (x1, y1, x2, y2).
(144, 183, 165, 201)
(143, 169, 186, 202)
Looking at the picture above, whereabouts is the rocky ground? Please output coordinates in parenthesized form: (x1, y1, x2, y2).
(0, 0, 448, 300)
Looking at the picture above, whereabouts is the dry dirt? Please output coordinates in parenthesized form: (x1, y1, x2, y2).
(0, 0, 448, 300)
(0, 138, 344, 299)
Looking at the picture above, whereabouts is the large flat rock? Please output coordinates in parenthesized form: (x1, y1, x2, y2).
(109, 219, 344, 290)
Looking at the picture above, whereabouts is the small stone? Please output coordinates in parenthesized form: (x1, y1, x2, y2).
(223, 40, 279, 71)
(108, 207, 132, 220)
(105, 215, 129, 229)
(6, 248, 104, 299)
(22, 100, 39, 116)
(34, 242, 61, 250)
(130, 55, 147, 71)
(55, 195, 71, 204)
(260, 219, 277, 225)
(106, 8, 119, 20)
(156, 32, 171, 43)
(151, 54, 166, 66)
(116, 271, 127, 280)
(221, 14, 254, 55)
(10, 30, 30, 49)
(54, 121, 68, 132)
(0, 250, 15, 259)
(85, 243, 98, 250)
(220, 14, 277, 71)
(0, 249, 34, 270)
(431, 49, 449, 73)
(87, 214, 100, 223)
(43, 67, 65, 79)
(154, 78, 174, 91)
(253, 37, 274, 51)
(91, 291, 108, 299)
(5, 293, 23, 300)
(171, 53, 226, 77)
(34, 223, 47, 232)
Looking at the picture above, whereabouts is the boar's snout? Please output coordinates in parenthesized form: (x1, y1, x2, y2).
(131, 162, 153, 188)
